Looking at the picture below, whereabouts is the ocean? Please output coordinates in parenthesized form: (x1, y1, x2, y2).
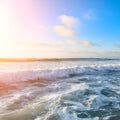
(0, 58, 120, 120)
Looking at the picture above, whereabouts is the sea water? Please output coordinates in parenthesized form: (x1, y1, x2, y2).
(0, 58, 120, 120)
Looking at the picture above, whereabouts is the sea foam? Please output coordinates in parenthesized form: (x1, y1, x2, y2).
(0, 64, 120, 83)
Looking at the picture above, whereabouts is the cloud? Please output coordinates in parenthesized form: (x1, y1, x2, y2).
(66, 39, 77, 45)
(83, 10, 95, 20)
(58, 15, 78, 27)
(54, 25, 76, 37)
(66, 40, 94, 47)
(51, 50, 101, 58)
(98, 50, 120, 58)
(115, 43, 120, 48)
(80, 40, 94, 47)
(54, 15, 78, 37)
(55, 50, 120, 58)
(14, 40, 63, 48)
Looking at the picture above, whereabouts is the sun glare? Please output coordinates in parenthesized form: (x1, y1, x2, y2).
(0, 4, 17, 58)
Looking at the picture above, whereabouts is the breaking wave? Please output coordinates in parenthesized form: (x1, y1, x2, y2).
(0, 64, 120, 83)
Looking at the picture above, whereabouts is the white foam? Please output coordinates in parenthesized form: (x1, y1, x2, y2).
(0, 64, 120, 83)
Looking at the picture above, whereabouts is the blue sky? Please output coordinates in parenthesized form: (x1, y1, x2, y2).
(0, 0, 120, 58)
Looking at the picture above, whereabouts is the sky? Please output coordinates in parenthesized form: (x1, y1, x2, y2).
(0, 0, 120, 58)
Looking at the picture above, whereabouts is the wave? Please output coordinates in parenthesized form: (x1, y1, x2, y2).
(0, 64, 120, 83)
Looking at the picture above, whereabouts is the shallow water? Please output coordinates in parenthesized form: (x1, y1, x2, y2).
(0, 59, 120, 120)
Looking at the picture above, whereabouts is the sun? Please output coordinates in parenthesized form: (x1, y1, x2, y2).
(0, 4, 16, 39)
(0, 4, 17, 58)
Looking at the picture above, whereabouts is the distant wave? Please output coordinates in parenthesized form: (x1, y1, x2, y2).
(0, 64, 120, 83)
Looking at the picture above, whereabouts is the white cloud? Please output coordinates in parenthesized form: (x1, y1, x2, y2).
(80, 40, 94, 47)
(58, 15, 78, 27)
(84, 10, 95, 20)
(66, 39, 77, 45)
(54, 15, 78, 37)
(54, 25, 76, 37)
(14, 40, 64, 49)
(66, 40, 94, 47)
